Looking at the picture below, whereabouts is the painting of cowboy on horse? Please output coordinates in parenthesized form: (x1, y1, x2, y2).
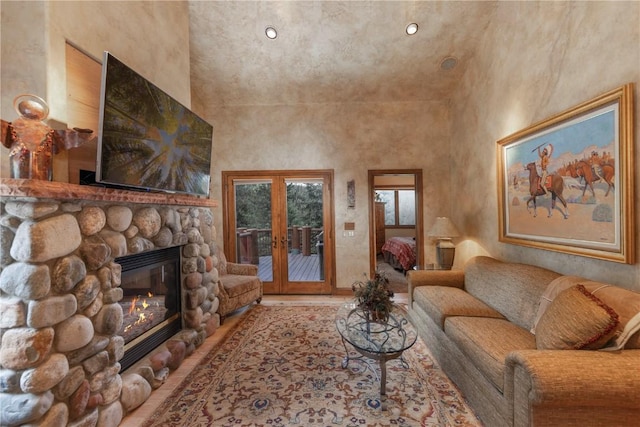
(501, 107, 618, 245)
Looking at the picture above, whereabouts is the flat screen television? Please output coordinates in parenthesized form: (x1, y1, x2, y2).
(96, 51, 212, 197)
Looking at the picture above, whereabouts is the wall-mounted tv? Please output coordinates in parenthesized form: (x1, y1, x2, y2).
(96, 51, 212, 197)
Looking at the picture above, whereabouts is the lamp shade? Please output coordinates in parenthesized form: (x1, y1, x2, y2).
(427, 217, 460, 239)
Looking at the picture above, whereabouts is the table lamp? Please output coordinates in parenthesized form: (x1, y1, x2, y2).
(427, 217, 460, 270)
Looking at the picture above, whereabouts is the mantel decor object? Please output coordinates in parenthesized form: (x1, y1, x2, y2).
(428, 217, 460, 270)
(1, 94, 95, 180)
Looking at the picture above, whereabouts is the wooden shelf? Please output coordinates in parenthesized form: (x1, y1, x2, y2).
(0, 179, 218, 208)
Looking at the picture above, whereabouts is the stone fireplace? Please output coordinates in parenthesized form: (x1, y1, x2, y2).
(0, 179, 221, 426)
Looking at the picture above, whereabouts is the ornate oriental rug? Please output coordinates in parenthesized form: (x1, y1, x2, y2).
(142, 305, 482, 427)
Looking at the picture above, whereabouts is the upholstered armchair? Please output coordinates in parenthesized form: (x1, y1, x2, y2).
(216, 251, 263, 324)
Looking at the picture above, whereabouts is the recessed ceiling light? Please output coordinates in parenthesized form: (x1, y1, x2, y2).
(406, 23, 418, 36)
(265, 26, 277, 39)
(440, 56, 458, 71)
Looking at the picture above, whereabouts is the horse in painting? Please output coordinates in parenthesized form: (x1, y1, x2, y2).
(567, 160, 615, 198)
(525, 162, 569, 219)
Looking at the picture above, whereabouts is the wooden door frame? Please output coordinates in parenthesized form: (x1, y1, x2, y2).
(222, 169, 336, 294)
(367, 169, 424, 278)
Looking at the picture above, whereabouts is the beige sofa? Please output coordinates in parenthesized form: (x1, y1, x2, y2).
(216, 251, 263, 324)
(407, 256, 640, 427)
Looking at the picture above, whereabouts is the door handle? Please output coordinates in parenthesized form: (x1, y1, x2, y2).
(272, 237, 278, 248)
(280, 236, 287, 247)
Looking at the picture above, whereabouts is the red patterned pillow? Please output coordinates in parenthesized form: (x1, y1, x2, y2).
(536, 285, 620, 350)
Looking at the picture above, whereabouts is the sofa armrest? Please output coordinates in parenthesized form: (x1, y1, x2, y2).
(226, 262, 259, 276)
(406, 269, 464, 308)
(505, 349, 640, 426)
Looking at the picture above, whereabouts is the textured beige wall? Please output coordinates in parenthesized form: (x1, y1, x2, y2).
(46, 1, 192, 117)
(450, 1, 640, 289)
(0, 2, 48, 118)
(0, 1, 191, 177)
(1, 1, 48, 176)
(204, 101, 452, 289)
(3, 1, 636, 290)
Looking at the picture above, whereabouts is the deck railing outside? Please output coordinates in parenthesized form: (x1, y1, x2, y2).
(236, 227, 323, 264)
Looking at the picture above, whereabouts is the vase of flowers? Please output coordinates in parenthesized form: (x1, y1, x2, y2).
(352, 271, 394, 323)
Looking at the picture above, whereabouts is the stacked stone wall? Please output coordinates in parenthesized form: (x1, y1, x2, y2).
(0, 197, 220, 426)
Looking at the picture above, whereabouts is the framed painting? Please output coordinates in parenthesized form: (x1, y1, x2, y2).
(497, 83, 634, 264)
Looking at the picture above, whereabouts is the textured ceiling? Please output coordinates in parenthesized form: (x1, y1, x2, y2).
(188, 1, 497, 107)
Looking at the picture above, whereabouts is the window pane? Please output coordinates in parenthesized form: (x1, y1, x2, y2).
(234, 182, 272, 229)
(285, 180, 324, 282)
(398, 190, 415, 225)
(234, 181, 272, 280)
(377, 190, 395, 225)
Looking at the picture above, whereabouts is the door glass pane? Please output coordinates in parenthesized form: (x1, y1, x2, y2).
(285, 179, 324, 282)
(234, 180, 272, 282)
(398, 190, 416, 225)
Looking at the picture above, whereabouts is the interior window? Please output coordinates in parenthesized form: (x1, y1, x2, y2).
(376, 189, 415, 227)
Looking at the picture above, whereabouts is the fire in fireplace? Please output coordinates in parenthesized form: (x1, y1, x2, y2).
(116, 246, 182, 371)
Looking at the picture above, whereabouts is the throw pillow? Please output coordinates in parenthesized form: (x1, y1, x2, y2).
(530, 275, 583, 334)
(535, 284, 620, 350)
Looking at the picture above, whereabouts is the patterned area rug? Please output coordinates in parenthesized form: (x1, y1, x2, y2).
(142, 305, 482, 427)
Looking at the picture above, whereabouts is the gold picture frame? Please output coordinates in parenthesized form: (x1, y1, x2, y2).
(497, 83, 635, 264)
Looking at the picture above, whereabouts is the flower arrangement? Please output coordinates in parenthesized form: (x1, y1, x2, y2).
(352, 271, 394, 322)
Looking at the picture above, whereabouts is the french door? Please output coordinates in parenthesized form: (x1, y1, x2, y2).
(222, 170, 334, 294)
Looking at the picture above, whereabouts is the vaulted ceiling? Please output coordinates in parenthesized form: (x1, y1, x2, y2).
(188, 1, 497, 107)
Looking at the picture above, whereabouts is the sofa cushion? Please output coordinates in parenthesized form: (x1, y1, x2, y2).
(602, 313, 640, 351)
(226, 262, 259, 276)
(445, 317, 536, 393)
(464, 256, 560, 331)
(413, 286, 504, 330)
(535, 285, 620, 350)
(220, 274, 261, 298)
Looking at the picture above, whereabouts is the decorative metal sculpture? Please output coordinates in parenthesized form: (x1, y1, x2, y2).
(1, 94, 94, 180)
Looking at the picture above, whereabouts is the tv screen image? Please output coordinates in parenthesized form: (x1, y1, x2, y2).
(97, 52, 212, 197)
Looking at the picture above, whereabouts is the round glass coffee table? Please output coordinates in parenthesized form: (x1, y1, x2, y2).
(335, 302, 417, 410)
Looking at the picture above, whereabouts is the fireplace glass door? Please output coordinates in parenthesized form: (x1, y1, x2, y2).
(116, 246, 181, 371)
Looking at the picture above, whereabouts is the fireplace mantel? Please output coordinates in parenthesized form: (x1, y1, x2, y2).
(0, 178, 218, 207)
